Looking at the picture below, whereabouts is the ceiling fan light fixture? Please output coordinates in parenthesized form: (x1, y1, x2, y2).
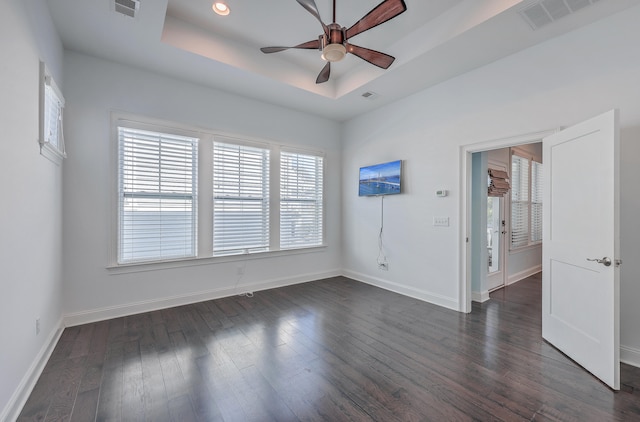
(212, 2, 230, 16)
(260, 0, 407, 83)
(321, 43, 346, 62)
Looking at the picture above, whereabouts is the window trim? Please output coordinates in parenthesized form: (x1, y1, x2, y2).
(109, 113, 327, 271)
(213, 138, 271, 256)
(279, 149, 325, 250)
(117, 126, 199, 264)
(280, 145, 326, 248)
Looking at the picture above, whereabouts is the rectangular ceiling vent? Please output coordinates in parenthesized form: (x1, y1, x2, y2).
(361, 91, 379, 100)
(519, 0, 601, 30)
(114, 0, 140, 18)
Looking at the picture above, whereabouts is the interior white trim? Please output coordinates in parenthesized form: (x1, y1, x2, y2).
(64, 269, 341, 327)
(621, 345, 640, 368)
(39, 141, 65, 165)
(40, 142, 66, 166)
(459, 129, 558, 313)
(1, 318, 64, 422)
(107, 242, 328, 274)
(343, 270, 459, 311)
(472, 290, 491, 303)
(507, 266, 542, 286)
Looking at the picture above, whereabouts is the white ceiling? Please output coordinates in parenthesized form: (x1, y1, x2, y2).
(47, 0, 640, 121)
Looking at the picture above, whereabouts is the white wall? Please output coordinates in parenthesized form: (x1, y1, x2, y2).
(61, 52, 343, 322)
(0, 0, 65, 419)
(471, 152, 488, 299)
(341, 5, 640, 362)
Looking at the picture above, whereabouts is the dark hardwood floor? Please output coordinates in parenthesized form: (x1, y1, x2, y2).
(18, 274, 640, 421)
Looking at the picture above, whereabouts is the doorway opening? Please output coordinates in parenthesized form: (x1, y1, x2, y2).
(459, 130, 554, 313)
(460, 111, 621, 390)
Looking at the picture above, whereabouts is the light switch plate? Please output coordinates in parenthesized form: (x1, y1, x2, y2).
(433, 217, 449, 227)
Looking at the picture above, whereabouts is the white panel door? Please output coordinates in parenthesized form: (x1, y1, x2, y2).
(542, 109, 620, 389)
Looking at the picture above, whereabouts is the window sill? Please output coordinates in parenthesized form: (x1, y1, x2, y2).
(40, 141, 66, 165)
(107, 245, 328, 275)
(509, 242, 542, 254)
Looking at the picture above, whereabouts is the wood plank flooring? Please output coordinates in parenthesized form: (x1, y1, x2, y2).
(18, 274, 640, 421)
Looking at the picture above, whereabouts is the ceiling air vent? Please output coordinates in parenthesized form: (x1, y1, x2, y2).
(114, 0, 140, 18)
(519, 0, 601, 30)
(362, 91, 379, 100)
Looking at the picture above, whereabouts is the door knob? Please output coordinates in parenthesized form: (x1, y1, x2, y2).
(587, 257, 612, 267)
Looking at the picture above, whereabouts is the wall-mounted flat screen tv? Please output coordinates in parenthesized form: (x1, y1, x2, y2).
(359, 160, 402, 196)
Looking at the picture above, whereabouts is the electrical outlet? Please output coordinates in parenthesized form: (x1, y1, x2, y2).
(378, 262, 388, 271)
(35, 318, 41, 336)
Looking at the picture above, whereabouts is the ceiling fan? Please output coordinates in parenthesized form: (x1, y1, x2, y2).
(260, 0, 407, 84)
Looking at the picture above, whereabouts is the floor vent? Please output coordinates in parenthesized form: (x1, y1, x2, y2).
(114, 0, 140, 18)
(520, 0, 601, 30)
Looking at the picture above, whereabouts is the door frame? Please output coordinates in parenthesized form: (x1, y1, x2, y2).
(459, 129, 557, 313)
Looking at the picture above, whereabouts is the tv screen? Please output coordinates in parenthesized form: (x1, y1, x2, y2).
(359, 160, 402, 196)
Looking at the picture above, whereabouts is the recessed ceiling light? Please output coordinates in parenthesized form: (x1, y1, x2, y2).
(212, 2, 230, 16)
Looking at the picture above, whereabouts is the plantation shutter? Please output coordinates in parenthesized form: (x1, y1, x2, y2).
(531, 160, 543, 242)
(280, 151, 324, 249)
(511, 154, 530, 248)
(213, 141, 270, 255)
(118, 127, 198, 263)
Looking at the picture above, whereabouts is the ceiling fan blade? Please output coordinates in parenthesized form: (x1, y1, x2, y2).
(316, 62, 331, 84)
(260, 39, 320, 54)
(347, 44, 395, 69)
(346, 0, 407, 40)
(296, 0, 329, 35)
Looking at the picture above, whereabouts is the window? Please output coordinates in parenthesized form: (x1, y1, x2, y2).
(213, 141, 270, 255)
(117, 127, 198, 263)
(511, 152, 542, 249)
(39, 62, 66, 163)
(112, 117, 326, 267)
(280, 151, 324, 249)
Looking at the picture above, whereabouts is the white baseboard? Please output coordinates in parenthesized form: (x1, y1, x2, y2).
(63, 269, 341, 327)
(472, 290, 490, 303)
(342, 270, 459, 311)
(621, 345, 640, 369)
(507, 265, 542, 286)
(1, 318, 64, 422)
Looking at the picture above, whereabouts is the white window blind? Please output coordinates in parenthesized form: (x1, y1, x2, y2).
(511, 152, 543, 249)
(511, 154, 530, 248)
(213, 141, 270, 255)
(43, 81, 65, 153)
(531, 160, 543, 242)
(118, 127, 198, 263)
(39, 62, 66, 162)
(280, 151, 324, 249)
